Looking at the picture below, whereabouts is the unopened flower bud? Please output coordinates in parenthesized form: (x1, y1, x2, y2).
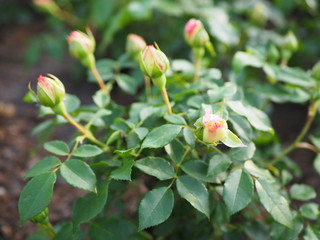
(139, 45, 169, 90)
(33, 0, 59, 15)
(282, 31, 298, 52)
(68, 30, 95, 68)
(31, 208, 49, 224)
(202, 108, 228, 144)
(126, 34, 146, 60)
(37, 74, 65, 108)
(250, 2, 267, 26)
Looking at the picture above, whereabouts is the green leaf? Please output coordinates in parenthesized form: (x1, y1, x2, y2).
(110, 158, 135, 181)
(55, 222, 81, 240)
(93, 90, 110, 108)
(165, 139, 185, 163)
(207, 82, 237, 102)
(270, 217, 303, 240)
(207, 154, 231, 177)
(232, 51, 263, 73)
(304, 225, 320, 240)
(299, 203, 319, 220)
(183, 127, 196, 146)
(135, 127, 149, 140)
(290, 184, 316, 201)
(44, 140, 69, 156)
(181, 160, 214, 183)
(72, 144, 103, 158)
(89, 217, 138, 240)
(73, 180, 109, 226)
(25, 156, 61, 178)
(142, 125, 182, 149)
(227, 142, 256, 162)
(227, 101, 273, 132)
(176, 175, 210, 218)
(135, 157, 175, 180)
(60, 159, 97, 192)
(223, 169, 253, 214)
(164, 114, 186, 125)
(19, 172, 56, 223)
(115, 74, 139, 95)
(138, 187, 174, 230)
(221, 130, 246, 148)
(255, 178, 293, 228)
(313, 154, 320, 175)
(64, 94, 81, 113)
(244, 160, 275, 182)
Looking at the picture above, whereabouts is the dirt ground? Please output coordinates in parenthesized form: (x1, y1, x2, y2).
(0, 19, 319, 240)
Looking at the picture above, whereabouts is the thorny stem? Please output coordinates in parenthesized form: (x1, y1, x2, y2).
(90, 65, 108, 94)
(269, 100, 319, 167)
(160, 88, 172, 114)
(193, 57, 202, 83)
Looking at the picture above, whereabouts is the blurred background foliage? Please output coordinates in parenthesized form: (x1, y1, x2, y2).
(1, 0, 320, 71)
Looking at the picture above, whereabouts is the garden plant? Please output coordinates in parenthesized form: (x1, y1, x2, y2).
(19, 0, 320, 239)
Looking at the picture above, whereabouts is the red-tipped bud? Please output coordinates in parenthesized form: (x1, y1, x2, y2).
(37, 74, 65, 108)
(202, 108, 228, 144)
(139, 45, 169, 90)
(68, 30, 95, 68)
(33, 0, 59, 14)
(126, 34, 146, 60)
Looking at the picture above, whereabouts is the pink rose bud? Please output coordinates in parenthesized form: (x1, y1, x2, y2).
(139, 45, 170, 90)
(126, 34, 147, 59)
(202, 108, 228, 144)
(33, 0, 59, 14)
(37, 74, 65, 108)
(68, 30, 95, 68)
(184, 18, 210, 48)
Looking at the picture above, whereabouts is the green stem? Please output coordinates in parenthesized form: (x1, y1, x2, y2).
(269, 100, 319, 167)
(144, 76, 152, 100)
(37, 222, 56, 239)
(90, 65, 108, 94)
(160, 88, 172, 114)
(193, 57, 202, 83)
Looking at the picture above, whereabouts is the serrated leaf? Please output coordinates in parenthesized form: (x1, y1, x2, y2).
(221, 130, 246, 148)
(290, 184, 316, 201)
(72, 144, 103, 158)
(176, 175, 210, 218)
(60, 159, 97, 192)
(207, 154, 231, 177)
(73, 180, 109, 226)
(138, 187, 174, 230)
(19, 172, 56, 223)
(223, 169, 253, 214)
(183, 127, 196, 146)
(142, 125, 182, 149)
(227, 101, 273, 132)
(181, 160, 214, 182)
(165, 139, 185, 163)
(164, 114, 186, 125)
(135, 157, 175, 180)
(110, 158, 135, 181)
(25, 156, 61, 178)
(44, 140, 69, 156)
(255, 178, 293, 228)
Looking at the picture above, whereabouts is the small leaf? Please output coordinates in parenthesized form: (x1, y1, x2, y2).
(270, 217, 303, 240)
(135, 157, 175, 180)
(139, 187, 174, 230)
(183, 127, 196, 146)
(60, 159, 97, 192)
(115, 74, 139, 95)
(165, 139, 184, 163)
(223, 169, 253, 214)
(255, 178, 293, 228)
(72, 144, 103, 158)
(228, 142, 256, 161)
(244, 160, 275, 182)
(135, 127, 149, 140)
(290, 184, 316, 201)
(73, 180, 109, 226)
(19, 172, 56, 223)
(221, 130, 246, 148)
(142, 125, 182, 149)
(93, 90, 110, 108)
(110, 158, 135, 181)
(207, 154, 231, 177)
(44, 140, 69, 156)
(25, 156, 61, 178)
(232, 51, 263, 73)
(299, 203, 319, 220)
(164, 114, 186, 125)
(176, 175, 210, 218)
(181, 160, 214, 183)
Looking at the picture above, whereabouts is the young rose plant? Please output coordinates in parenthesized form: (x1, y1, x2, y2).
(19, 13, 320, 240)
